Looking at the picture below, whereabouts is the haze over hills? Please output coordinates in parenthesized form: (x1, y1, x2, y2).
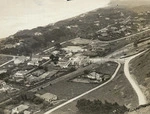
(0, 0, 110, 38)
(110, 0, 150, 7)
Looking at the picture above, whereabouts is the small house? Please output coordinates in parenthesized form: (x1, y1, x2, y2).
(11, 104, 29, 114)
(35, 93, 57, 102)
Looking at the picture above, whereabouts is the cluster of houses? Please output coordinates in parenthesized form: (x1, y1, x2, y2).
(85, 72, 111, 82)
(5, 92, 58, 114)
(14, 54, 50, 66)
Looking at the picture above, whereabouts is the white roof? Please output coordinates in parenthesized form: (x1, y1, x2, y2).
(12, 104, 29, 113)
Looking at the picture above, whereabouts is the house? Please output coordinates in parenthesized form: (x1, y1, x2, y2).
(96, 28, 108, 33)
(58, 60, 71, 68)
(0, 80, 6, 88)
(34, 32, 42, 36)
(101, 33, 108, 37)
(105, 17, 110, 20)
(11, 104, 29, 114)
(32, 69, 45, 77)
(14, 71, 28, 79)
(86, 72, 103, 81)
(26, 75, 39, 84)
(27, 60, 39, 66)
(24, 111, 31, 114)
(0, 69, 7, 74)
(70, 55, 90, 67)
(14, 56, 29, 65)
(0, 80, 10, 92)
(103, 74, 111, 81)
(52, 51, 60, 56)
(110, 27, 118, 31)
(42, 55, 50, 60)
(65, 52, 73, 58)
(31, 55, 42, 61)
(35, 93, 57, 102)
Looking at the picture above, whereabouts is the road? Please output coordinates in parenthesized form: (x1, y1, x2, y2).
(124, 52, 147, 105)
(89, 57, 125, 64)
(100, 28, 150, 44)
(44, 62, 121, 114)
(0, 58, 14, 68)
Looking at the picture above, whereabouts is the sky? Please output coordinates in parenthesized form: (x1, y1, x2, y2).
(0, 0, 110, 38)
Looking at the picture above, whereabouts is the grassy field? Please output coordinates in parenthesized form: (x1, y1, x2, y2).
(130, 50, 150, 101)
(36, 62, 118, 113)
(47, 65, 138, 114)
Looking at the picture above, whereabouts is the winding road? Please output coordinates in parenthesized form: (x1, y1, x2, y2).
(124, 52, 147, 105)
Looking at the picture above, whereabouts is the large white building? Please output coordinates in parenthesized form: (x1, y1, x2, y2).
(70, 54, 90, 67)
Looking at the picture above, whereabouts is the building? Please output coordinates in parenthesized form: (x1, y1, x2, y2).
(0, 80, 10, 92)
(14, 56, 29, 65)
(42, 55, 50, 60)
(27, 60, 39, 66)
(52, 51, 60, 56)
(0, 80, 6, 87)
(26, 75, 39, 84)
(32, 69, 45, 77)
(103, 74, 111, 81)
(14, 70, 28, 79)
(31, 55, 42, 61)
(70, 54, 90, 67)
(62, 46, 87, 53)
(86, 72, 103, 81)
(101, 33, 108, 37)
(96, 28, 108, 34)
(0, 69, 7, 74)
(35, 93, 57, 102)
(24, 111, 31, 114)
(11, 104, 29, 114)
(34, 32, 42, 36)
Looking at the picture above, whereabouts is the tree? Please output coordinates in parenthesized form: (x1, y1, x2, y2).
(50, 54, 59, 64)
(76, 99, 128, 114)
(54, 43, 62, 50)
(133, 41, 138, 47)
(33, 97, 44, 105)
(84, 70, 90, 75)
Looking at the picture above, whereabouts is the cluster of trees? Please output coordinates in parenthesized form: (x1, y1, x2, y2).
(76, 99, 128, 114)
(50, 54, 59, 64)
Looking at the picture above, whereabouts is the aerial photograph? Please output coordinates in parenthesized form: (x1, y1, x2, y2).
(0, 0, 150, 114)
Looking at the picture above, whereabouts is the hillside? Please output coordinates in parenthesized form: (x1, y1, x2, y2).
(130, 50, 150, 101)
(0, 7, 136, 55)
(110, 0, 150, 7)
(127, 105, 150, 114)
(131, 5, 150, 13)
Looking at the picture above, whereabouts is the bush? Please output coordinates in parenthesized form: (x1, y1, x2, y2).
(76, 99, 128, 114)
